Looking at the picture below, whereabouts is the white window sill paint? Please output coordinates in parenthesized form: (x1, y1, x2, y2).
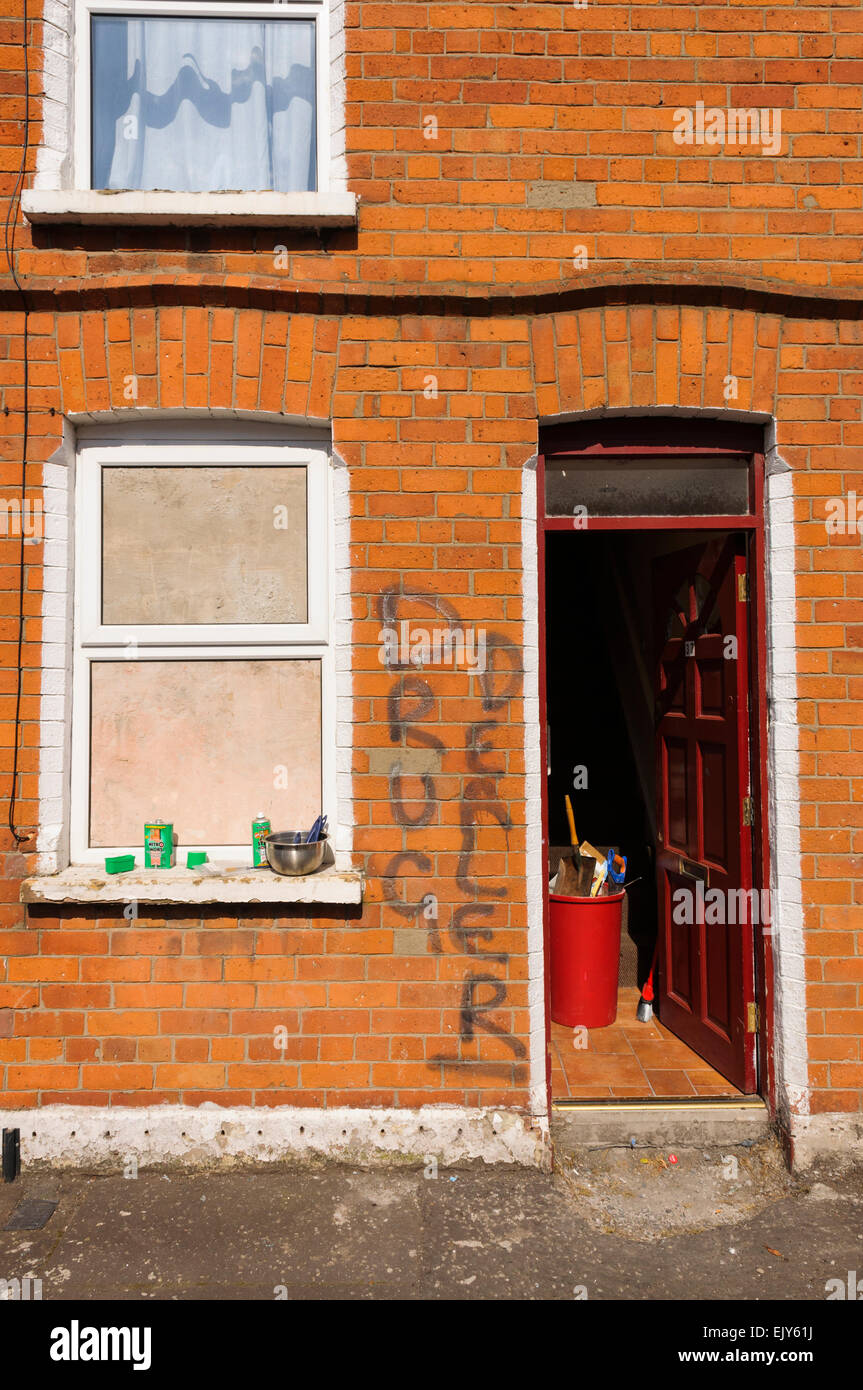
(21, 190, 358, 228)
(21, 863, 363, 907)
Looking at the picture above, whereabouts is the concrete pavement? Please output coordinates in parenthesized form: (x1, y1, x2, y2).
(1, 1146, 862, 1301)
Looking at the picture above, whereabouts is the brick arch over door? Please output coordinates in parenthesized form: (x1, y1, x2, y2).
(530, 305, 782, 421)
(56, 308, 339, 419)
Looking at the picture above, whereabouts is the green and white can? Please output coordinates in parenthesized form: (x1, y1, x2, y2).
(144, 820, 175, 869)
(252, 814, 271, 867)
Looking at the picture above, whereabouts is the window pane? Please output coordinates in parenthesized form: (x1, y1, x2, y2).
(89, 659, 322, 848)
(543, 455, 750, 517)
(91, 17, 317, 192)
(101, 466, 308, 625)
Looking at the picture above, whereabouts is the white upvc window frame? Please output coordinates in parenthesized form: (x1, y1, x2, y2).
(78, 441, 329, 645)
(74, 0, 331, 196)
(71, 435, 336, 866)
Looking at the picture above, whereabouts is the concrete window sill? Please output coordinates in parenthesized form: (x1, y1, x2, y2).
(21, 864, 363, 908)
(21, 190, 358, 228)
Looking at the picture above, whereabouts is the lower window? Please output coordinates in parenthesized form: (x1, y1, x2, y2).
(71, 434, 333, 863)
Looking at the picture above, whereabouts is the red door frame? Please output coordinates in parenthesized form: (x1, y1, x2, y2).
(536, 419, 774, 1112)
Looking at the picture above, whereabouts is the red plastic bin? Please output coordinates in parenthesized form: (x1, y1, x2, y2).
(549, 890, 625, 1028)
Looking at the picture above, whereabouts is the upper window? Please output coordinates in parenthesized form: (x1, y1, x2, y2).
(78, 1, 327, 194)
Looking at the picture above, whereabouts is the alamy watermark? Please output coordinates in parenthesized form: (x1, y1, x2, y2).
(0, 498, 42, 542)
(825, 491, 863, 536)
(50, 1322, 151, 1370)
(672, 884, 772, 927)
(825, 1271, 863, 1300)
(378, 620, 487, 672)
(0, 1275, 42, 1300)
(673, 101, 782, 156)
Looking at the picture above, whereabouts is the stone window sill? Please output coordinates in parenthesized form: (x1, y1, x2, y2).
(21, 190, 358, 228)
(21, 864, 363, 908)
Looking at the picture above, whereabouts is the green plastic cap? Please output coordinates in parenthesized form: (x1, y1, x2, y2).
(105, 854, 135, 875)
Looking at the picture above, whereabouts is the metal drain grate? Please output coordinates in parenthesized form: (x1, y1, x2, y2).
(4, 1198, 58, 1231)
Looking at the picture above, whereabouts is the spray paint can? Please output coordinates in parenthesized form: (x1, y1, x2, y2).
(252, 813, 271, 867)
(144, 820, 175, 868)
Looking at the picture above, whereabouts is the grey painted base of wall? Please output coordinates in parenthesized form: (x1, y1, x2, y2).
(2, 1105, 551, 1173)
(789, 1113, 863, 1170)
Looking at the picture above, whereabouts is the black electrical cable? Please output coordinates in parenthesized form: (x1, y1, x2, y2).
(3, 0, 31, 845)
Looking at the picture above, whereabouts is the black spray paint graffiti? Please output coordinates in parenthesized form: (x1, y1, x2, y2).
(457, 781, 510, 898)
(378, 586, 526, 1079)
(389, 765, 436, 827)
(387, 675, 444, 750)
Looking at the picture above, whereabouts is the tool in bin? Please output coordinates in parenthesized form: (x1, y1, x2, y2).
(589, 857, 609, 897)
(607, 849, 627, 886)
(564, 795, 578, 849)
(578, 839, 604, 865)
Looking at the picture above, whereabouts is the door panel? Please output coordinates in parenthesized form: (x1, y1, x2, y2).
(700, 743, 727, 865)
(697, 657, 725, 717)
(654, 536, 756, 1092)
(666, 737, 689, 844)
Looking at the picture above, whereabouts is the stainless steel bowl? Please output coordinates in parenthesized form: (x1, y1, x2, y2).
(264, 832, 327, 877)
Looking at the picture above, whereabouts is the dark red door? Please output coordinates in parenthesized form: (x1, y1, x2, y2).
(653, 537, 756, 1092)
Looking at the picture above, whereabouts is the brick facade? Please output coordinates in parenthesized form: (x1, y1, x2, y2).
(1, 2, 861, 1161)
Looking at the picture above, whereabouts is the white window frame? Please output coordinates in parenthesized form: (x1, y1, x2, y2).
(78, 441, 329, 645)
(74, 0, 331, 196)
(71, 434, 336, 865)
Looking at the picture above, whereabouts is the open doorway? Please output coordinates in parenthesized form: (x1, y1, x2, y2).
(538, 421, 768, 1106)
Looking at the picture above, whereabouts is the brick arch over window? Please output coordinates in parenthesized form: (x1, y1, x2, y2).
(530, 306, 781, 420)
(56, 309, 339, 419)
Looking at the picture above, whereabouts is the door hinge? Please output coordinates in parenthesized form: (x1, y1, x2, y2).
(742, 796, 754, 827)
(746, 1002, 760, 1034)
(737, 572, 749, 602)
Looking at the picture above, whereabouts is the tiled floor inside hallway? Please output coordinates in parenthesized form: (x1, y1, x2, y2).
(549, 987, 742, 1099)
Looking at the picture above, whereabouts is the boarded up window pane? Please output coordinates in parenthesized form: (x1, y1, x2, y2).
(101, 466, 308, 624)
(89, 659, 321, 848)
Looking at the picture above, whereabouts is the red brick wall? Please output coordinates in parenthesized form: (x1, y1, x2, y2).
(0, 2, 861, 1118)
